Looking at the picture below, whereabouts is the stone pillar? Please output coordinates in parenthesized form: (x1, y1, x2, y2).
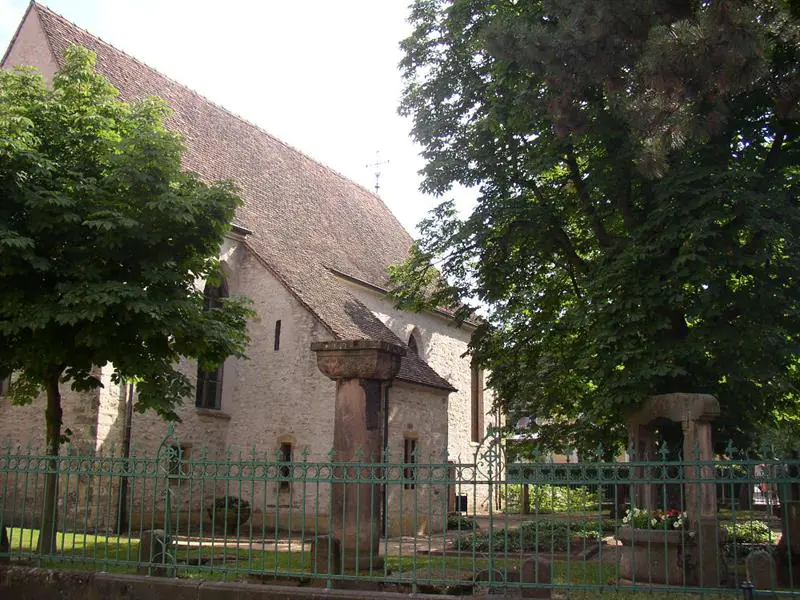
(682, 420, 716, 518)
(629, 425, 656, 510)
(683, 416, 725, 587)
(311, 340, 405, 572)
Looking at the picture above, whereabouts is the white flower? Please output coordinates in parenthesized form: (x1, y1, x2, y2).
(651, 518, 657, 527)
(673, 521, 680, 528)
(622, 516, 630, 524)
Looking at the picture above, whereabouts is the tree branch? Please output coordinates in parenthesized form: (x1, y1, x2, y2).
(618, 165, 639, 231)
(531, 182, 588, 275)
(565, 145, 614, 248)
(761, 129, 786, 176)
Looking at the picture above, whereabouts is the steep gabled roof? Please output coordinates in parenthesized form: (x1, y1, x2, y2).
(5, 2, 456, 392)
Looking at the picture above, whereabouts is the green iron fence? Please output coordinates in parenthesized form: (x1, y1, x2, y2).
(1, 426, 799, 597)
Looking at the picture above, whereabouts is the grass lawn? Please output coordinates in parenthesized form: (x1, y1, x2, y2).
(5, 526, 627, 587)
(3, 526, 743, 599)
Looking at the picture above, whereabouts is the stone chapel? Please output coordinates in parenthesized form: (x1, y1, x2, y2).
(0, 2, 495, 535)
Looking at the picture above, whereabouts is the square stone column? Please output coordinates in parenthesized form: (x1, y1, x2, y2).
(311, 340, 405, 573)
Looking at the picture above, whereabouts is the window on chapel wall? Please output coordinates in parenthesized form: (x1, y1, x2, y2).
(404, 437, 418, 490)
(470, 363, 484, 443)
(0, 377, 9, 398)
(407, 329, 420, 356)
(196, 276, 228, 410)
(279, 442, 292, 491)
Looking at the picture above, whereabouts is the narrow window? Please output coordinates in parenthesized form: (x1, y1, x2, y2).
(404, 438, 417, 490)
(408, 327, 422, 356)
(471, 364, 484, 443)
(274, 320, 282, 351)
(196, 277, 228, 410)
(0, 377, 9, 398)
(279, 442, 292, 491)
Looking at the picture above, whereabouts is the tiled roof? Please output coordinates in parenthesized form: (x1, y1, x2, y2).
(17, 2, 455, 392)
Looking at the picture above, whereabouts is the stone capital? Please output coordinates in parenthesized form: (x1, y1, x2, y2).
(311, 339, 405, 381)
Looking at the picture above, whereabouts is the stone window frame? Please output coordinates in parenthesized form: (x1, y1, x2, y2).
(407, 327, 421, 356)
(277, 434, 295, 492)
(274, 320, 282, 351)
(470, 363, 485, 443)
(196, 276, 229, 410)
(403, 433, 419, 490)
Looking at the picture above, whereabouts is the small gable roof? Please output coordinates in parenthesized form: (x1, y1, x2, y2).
(5, 2, 456, 392)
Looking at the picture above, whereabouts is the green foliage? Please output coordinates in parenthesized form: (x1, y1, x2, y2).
(394, 0, 800, 452)
(453, 518, 611, 553)
(721, 519, 776, 558)
(722, 520, 775, 545)
(502, 484, 601, 514)
(0, 47, 252, 424)
(446, 514, 477, 531)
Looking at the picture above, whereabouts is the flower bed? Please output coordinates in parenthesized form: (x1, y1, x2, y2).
(622, 507, 687, 530)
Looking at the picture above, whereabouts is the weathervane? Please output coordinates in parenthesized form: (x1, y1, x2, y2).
(366, 150, 389, 195)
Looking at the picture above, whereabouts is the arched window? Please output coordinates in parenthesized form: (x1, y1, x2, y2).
(408, 328, 421, 356)
(196, 276, 228, 410)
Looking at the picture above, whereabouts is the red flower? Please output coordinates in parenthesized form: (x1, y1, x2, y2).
(665, 508, 679, 518)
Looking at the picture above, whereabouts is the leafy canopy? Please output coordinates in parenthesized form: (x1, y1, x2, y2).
(0, 46, 252, 421)
(394, 0, 800, 452)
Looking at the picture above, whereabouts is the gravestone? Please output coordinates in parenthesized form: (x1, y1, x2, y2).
(746, 550, 777, 592)
(312, 535, 342, 576)
(137, 529, 173, 576)
(521, 556, 552, 598)
(474, 568, 505, 595)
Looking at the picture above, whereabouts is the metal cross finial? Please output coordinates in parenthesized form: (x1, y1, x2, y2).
(366, 150, 389, 195)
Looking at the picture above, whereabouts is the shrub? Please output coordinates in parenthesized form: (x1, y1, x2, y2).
(722, 520, 774, 544)
(502, 484, 601, 514)
(211, 496, 250, 513)
(452, 517, 608, 553)
(721, 520, 776, 558)
(447, 515, 477, 531)
(208, 496, 251, 533)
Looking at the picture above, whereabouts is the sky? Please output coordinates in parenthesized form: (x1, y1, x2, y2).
(0, 0, 475, 235)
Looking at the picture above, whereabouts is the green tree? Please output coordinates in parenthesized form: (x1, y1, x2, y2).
(0, 47, 251, 553)
(393, 0, 800, 453)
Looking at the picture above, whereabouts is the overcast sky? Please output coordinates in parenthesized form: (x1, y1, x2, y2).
(0, 0, 475, 235)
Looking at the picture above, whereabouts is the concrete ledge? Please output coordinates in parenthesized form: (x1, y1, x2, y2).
(0, 565, 457, 600)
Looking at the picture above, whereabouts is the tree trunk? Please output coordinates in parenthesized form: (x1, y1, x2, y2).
(38, 374, 62, 555)
(522, 484, 530, 514)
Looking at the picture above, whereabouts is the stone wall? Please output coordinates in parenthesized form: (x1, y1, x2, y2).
(0, 374, 127, 533)
(340, 278, 496, 514)
(120, 241, 339, 532)
(385, 381, 449, 536)
(1, 3, 59, 82)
